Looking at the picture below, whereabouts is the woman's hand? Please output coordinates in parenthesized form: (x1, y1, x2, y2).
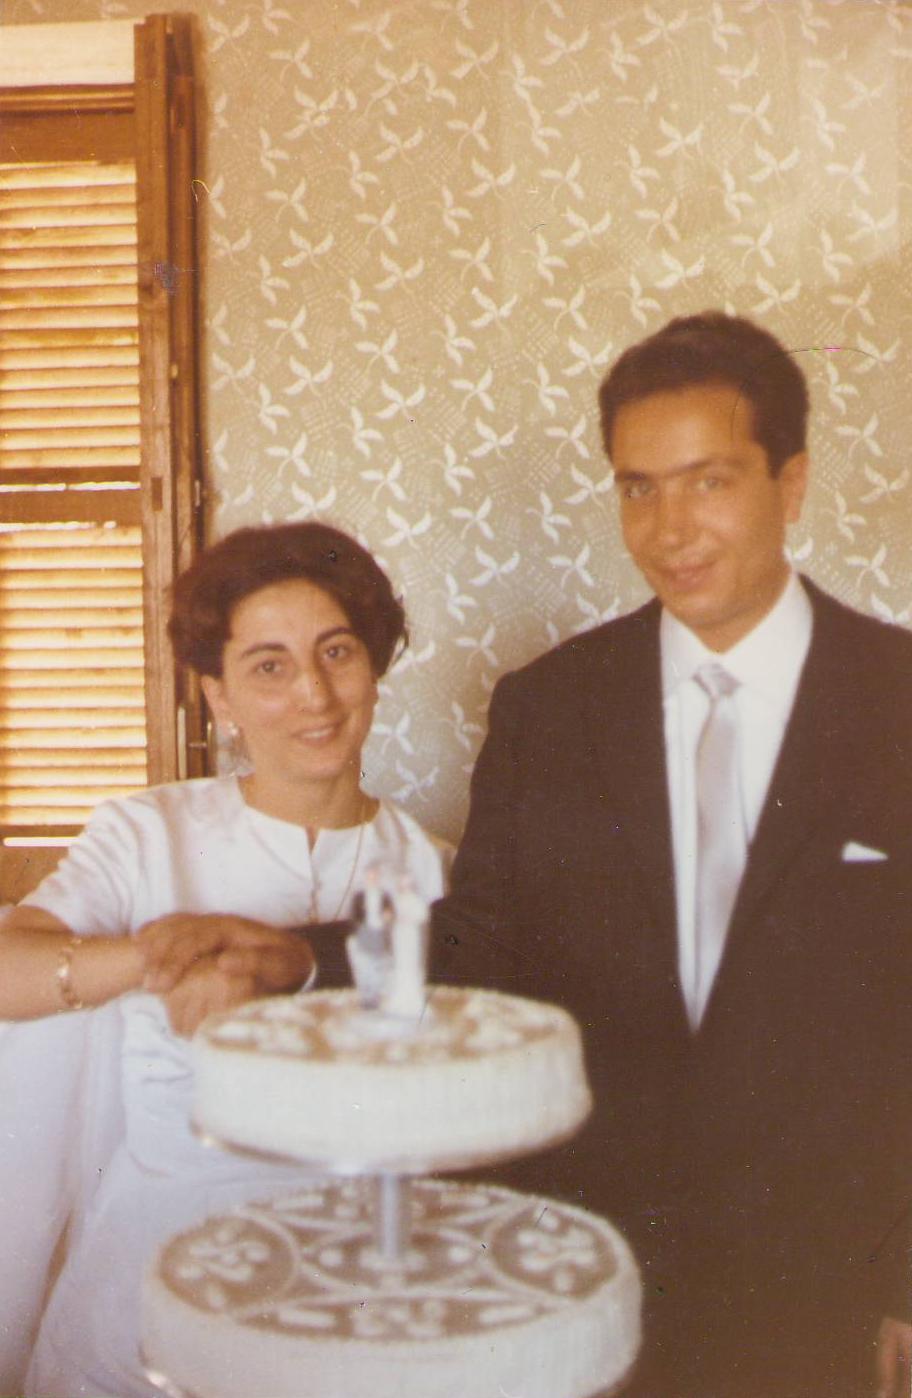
(161, 958, 257, 1038)
(137, 912, 315, 997)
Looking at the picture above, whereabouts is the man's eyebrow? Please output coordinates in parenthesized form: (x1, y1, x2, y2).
(237, 641, 286, 661)
(237, 626, 356, 661)
(614, 454, 742, 483)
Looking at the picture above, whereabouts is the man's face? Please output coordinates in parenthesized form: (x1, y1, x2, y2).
(611, 382, 807, 652)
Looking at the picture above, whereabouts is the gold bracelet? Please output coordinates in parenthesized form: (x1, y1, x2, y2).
(55, 935, 85, 1012)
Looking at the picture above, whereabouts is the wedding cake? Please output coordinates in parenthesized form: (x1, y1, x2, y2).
(193, 985, 592, 1169)
(144, 875, 641, 1397)
(143, 1177, 641, 1398)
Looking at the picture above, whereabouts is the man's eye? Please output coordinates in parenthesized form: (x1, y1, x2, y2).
(622, 480, 652, 501)
(324, 643, 351, 662)
(255, 659, 282, 676)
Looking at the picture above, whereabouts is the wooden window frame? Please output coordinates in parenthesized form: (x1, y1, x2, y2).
(134, 14, 205, 789)
(0, 13, 205, 869)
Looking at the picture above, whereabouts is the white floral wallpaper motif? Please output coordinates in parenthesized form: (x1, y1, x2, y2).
(4, 0, 911, 841)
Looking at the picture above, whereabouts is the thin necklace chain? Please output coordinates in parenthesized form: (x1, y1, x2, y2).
(307, 795, 369, 924)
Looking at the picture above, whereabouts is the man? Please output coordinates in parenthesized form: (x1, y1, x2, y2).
(433, 312, 912, 1397)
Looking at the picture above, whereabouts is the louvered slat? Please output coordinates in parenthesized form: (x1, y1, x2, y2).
(0, 345, 139, 369)
(0, 246, 135, 270)
(0, 749, 147, 767)
(0, 384, 139, 405)
(0, 406, 140, 427)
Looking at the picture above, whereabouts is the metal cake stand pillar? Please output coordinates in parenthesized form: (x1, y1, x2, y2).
(375, 1171, 412, 1264)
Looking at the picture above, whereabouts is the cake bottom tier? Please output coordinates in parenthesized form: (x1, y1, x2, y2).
(143, 1177, 641, 1398)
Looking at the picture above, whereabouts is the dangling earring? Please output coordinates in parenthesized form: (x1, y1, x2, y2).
(219, 720, 251, 776)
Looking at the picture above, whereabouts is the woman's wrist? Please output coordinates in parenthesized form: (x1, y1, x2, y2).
(52, 932, 145, 1013)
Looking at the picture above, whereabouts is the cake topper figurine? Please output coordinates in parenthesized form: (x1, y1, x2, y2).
(346, 865, 430, 1020)
(346, 865, 394, 1008)
(383, 874, 429, 1019)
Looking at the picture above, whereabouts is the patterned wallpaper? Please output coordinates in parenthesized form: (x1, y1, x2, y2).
(3, 0, 911, 842)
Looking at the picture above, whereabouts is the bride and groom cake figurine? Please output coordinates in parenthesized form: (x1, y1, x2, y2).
(143, 868, 643, 1398)
(345, 864, 430, 1021)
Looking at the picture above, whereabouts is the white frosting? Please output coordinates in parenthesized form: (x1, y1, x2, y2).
(193, 987, 592, 1170)
(143, 1179, 642, 1398)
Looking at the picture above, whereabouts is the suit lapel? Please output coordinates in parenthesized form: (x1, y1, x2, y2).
(718, 582, 856, 978)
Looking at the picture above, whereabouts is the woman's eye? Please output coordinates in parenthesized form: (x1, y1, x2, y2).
(323, 643, 351, 663)
(621, 479, 652, 502)
(255, 659, 282, 676)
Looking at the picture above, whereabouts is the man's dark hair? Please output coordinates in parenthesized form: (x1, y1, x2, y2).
(168, 521, 408, 678)
(598, 311, 809, 476)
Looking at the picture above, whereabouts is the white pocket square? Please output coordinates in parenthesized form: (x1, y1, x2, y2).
(841, 841, 888, 863)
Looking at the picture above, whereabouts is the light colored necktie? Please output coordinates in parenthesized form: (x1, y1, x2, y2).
(691, 663, 747, 1029)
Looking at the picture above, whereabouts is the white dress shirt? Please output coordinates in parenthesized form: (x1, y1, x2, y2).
(661, 572, 813, 1023)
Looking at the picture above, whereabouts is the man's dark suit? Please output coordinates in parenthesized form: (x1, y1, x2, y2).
(433, 579, 912, 1398)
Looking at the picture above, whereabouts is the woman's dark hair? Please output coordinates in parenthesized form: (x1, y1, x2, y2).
(598, 311, 809, 477)
(168, 522, 408, 678)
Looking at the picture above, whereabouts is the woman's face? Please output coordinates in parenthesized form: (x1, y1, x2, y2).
(202, 578, 378, 796)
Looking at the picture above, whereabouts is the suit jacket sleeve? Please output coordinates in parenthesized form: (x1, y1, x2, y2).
(431, 671, 531, 992)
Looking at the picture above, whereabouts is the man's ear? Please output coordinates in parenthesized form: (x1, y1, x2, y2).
(780, 450, 809, 525)
(201, 675, 233, 732)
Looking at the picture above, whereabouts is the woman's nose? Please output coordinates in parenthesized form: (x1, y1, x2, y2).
(292, 663, 330, 708)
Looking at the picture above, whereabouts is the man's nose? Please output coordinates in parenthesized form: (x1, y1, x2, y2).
(652, 486, 692, 545)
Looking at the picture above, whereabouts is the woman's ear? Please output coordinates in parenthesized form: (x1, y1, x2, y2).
(201, 675, 235, 734)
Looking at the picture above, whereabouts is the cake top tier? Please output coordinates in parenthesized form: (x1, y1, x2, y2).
(199, 986, 578, 1067)
(194, 986, 592, 1170)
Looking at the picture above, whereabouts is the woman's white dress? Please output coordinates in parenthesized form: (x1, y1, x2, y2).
(3, 777, 449, 1398)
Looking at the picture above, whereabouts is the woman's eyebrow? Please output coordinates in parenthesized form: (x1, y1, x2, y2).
(237, 641, 287, 660)
(237, 626, 356, 661)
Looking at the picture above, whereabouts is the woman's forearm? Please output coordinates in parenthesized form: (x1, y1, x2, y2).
(0, 905, 144, 1020)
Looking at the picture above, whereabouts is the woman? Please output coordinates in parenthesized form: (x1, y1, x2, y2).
(0, 522, 450, 1398)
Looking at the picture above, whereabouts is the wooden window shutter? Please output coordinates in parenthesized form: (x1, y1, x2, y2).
(0, 14, 204, 849)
